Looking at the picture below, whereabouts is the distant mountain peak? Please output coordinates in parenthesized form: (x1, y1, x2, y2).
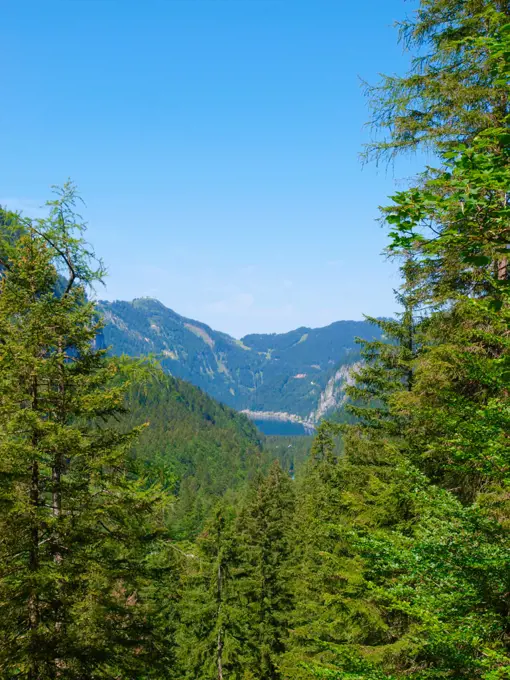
(97, 297, 383, 421)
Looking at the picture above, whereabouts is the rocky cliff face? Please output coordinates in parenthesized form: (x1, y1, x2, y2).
(98, 297, 381, 420)
(309, 361, 361, 423)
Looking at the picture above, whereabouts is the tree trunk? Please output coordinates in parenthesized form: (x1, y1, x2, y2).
(216, 627, 223, 680)
(28, 373, 40, 680)
(28, 460, 40, 680)
(497, 257, 507, 281)
(216, 560, 223, 680)
(52, 342, 65, 675)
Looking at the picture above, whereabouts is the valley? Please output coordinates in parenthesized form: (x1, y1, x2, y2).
(3, 1, 507, 676)
(98, 297, 382, 423)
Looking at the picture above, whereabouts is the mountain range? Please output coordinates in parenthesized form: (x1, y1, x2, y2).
(98, 297, 382, 423)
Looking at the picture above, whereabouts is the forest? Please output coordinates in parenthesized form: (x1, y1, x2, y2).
(1, 0, 510, 678)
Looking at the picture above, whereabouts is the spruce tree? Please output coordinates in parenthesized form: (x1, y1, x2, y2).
(379, 31, 510, 499)
(286, 454, 510, 680)
(176, 503, 248, 680)
(282, 422, 348, 679)
(281, 7, 510, 677)
(365, 0, 510, 160)
(345, 286, 418, 437)
(237, 461, 295, 680)
(0, 184, 173, 678)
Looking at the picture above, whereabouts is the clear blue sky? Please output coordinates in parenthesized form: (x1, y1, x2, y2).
(1, 0, 420, 338)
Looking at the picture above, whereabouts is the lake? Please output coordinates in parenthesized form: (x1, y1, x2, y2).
(252, 419, 314, 437)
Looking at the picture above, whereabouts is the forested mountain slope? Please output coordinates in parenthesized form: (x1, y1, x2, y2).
(123, 372, 264, 537)
(98, 297, 382, 420)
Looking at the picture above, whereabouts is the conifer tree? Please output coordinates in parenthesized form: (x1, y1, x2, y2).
(237, 461, 295, 680)
(345, 284, 418, 438)
(176, 503, 248, 680)
(365, 0, 510, 160)
(286, 454, 510, 680)
(0, 185, 173, 678)
(379, 30, 510, 499)
(282, 8, 510, 678)
(284, 341, 510, 680)
(282, 422, 348, 679)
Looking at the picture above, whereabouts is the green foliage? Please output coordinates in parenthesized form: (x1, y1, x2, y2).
(236, 462, 296, 679)
(283, 9, 510, 680)
(175, 463, 295, 680)
(263, 435, 313, 477)
(392, 298, 510, 503)
(176, 503, 250, 679)
(122, 373, 264, 539)
(364, 1, 510, 160)
(288, 457, 510, 680)
(384, 127, 510, 307)
(345, 303, 417, 436)
(0, 190, 175, 678)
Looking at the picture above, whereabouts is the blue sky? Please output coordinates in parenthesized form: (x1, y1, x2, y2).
(2, 0, 420, 338)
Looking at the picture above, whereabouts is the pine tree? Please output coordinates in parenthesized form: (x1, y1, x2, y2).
(0, 184, 174, 678)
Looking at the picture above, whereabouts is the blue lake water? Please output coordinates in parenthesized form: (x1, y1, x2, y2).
(252, 419, 314, 436)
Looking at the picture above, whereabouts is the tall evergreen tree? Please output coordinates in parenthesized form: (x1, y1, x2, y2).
(380, 29, 510, 499)
(0, 185, 174, 678)
(286, 454, 510, 680)
(280, 7, 510, 679)
(365, 0, 510, 160)
(345, 281, 419, 438)
(176, 503, 249, 680)
(237, 461, 295, 680)
(282, 422, 351, 679)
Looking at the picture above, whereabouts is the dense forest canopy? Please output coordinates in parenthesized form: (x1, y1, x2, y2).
(1, 1, 510, 678)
